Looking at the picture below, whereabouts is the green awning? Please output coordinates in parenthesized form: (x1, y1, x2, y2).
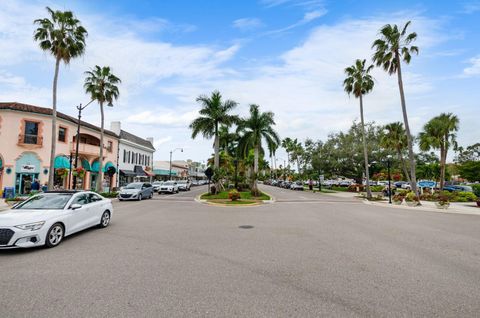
(81, 159, 91, 171)
(91, 160, 116, 173)
(54, 156, 70, 169)
(0, 157, 2, 169)
(153, 169, 177, 176)
(104, 162, 116, 173)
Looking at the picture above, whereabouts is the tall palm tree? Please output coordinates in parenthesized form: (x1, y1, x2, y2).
(190, 91, 239, 170)
(84, 66, 121, 192)
(372, 21, 419, 194)
(34, 7, 88, 189)
(281, 137, 293, 168)
(237, 104, 280, 195)
(343, 59, 375, 199)
(289, 139, 304, 174)
(381, 122, 411, 183)
(418, 113, 459, 190)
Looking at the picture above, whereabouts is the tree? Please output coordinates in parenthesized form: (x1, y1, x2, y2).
(84, 66, 121, 192)
(34, 7, 88, 189)
(418, 113, 459, 190)
(343, 59, 375, 199)
(281, 137, 294, 168)
(289, 139, 304, 174)
(190, 91, 239, 171)
(372, 21, 419, 194)
(381, 122, 411, 183)
(237, 104, 280, 195)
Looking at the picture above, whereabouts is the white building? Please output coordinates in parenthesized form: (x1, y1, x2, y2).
(110, 122, 155, 187)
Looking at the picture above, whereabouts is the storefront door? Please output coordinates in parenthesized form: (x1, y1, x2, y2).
(90, 173, 97, 190)
(15, 173, 39, 195)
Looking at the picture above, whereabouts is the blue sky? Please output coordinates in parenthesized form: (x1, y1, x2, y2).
(0, 0, 479, 162)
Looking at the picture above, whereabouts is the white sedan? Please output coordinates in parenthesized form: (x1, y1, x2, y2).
(0, 191, 113, 249)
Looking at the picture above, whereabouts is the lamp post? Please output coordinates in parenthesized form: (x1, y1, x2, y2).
(169, 148, 183, 180)
(387, 154, 392, 204)
(233, 159, 238, 189)
(72, 100, 95, 190)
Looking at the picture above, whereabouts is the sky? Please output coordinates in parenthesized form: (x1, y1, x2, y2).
(0, 0, 479, 164)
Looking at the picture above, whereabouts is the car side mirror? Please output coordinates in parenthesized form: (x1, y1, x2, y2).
(70, 203, 82, 210)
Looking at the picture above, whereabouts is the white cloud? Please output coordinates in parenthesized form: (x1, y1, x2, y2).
(233, 18, 263, 31)
(463, 55, 480, 76)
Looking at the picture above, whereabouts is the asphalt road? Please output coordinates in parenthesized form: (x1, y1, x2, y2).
(2, 185, 480, 317)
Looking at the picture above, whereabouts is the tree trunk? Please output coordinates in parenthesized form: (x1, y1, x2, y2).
(439, 141, 446, 191)
(214, 124, 219, 169)
(397, 148, 411, 183)
(48, 57, 61, 190)
(396, 54, 418, 196)
(96, 101, 105, 192)
(359, 94, 372, 199)
(253, 145, 259, 196)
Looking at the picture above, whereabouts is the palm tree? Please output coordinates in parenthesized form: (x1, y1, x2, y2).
(190, 91, 239, 170)
(34, 7, 88, 189)
(281, 137, 293, 168)
(381, 122, 411, 183)
(237, 104, 280, 195)
(343, 59, 375, 199)
(84, 66, 121, 192)
(418, 113, 459, 190)
(372, 21, 419, 194)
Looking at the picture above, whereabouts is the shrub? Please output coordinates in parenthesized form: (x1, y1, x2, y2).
(228, 189, 240, 201)
(347, 184, 364, 192)
(471, 184, 480, 197)
(100, 192, 118, 198)
(393, 193, 404, 202)
(454, 192, 478, 202)
(419, 193, 434, 201)
(370, 185, 384, 192)
(210, 185, 217, 195)
(437, 194, 450, 205)
(405, 192, 419, 202)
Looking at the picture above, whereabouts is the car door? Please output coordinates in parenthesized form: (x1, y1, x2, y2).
(65, 193, 91, 235)
(86, 193, 105, 227)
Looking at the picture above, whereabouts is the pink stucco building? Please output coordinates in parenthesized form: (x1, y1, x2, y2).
(0, 102, 119, 195)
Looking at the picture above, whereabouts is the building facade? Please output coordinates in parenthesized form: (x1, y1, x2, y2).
(110, 122, 155, 187)
(0, 102, 119, 195)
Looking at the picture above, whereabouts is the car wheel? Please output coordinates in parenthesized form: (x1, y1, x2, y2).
(99, 211, 111, 228)
(138, 194, 142, 201)
(45, 223, 64, 248)
(149, 192, 153, 199)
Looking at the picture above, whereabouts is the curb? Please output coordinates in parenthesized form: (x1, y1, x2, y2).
(195, 191, 275, 207)
(363, 199, 480, 216)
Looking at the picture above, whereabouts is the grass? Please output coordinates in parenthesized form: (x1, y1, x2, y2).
(201, 191, 270, 201)
(208, 199, 258, 205)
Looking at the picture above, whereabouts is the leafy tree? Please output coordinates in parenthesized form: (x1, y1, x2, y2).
(343, 59, 375, 199)
(455, 143, 480, 182)
(281, 137, 294, 168)
(84, 66, 121, 192)
(237, 104, 280, 195)
(34, 7, 88, 189)
(372, 21, 419, 194)
(190, 91, 239, 170)
(381, 122, 410, 182)
(419, 113, 459, 190)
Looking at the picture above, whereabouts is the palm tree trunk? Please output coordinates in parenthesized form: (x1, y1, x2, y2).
(48, 57, 61, 190)
(359, 94, 372, 199)
(214, 124, 220, 169)
(397, 149, 411, 183)
(97, 101, 105, 192)
(253, 145, 259, 195)
(396, 54, 418, 196)
(439, 142, 446, 191)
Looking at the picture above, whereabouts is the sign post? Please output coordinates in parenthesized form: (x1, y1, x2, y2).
(204, 167, 213, 194)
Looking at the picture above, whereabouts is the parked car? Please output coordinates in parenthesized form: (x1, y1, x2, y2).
(0, 191, 113, 249)
(290, 182, 304, 191)
(152, 181, 164, 192)
(444, 185, 473, 193)
(394, 181, 408, 188)
(118, 182, 153, 201)
(177, 180, 191, 191)
(159, 181, 179, 194)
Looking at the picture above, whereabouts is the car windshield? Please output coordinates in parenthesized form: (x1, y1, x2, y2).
(13, 194, 73, 210)
(124, 183, 142, 189)
(153, 182, 163, 185)
(164, 182, 175, 186)
(177, 181, 186, 184)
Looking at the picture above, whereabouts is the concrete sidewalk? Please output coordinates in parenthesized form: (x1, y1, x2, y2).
(0, 199, 9, 211)
(365, 199, 480, 216)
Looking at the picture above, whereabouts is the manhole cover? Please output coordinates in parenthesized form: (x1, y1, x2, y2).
(238, 225, 254, 229)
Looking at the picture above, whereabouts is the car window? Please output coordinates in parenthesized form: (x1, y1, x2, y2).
(144, 183, 152, 188)
(88, 193, 103, 203)
(71, 194, 88, 206)
(13, 193, 73, 210)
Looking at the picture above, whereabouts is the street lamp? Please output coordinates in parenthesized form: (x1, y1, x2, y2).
(71, 100, 95, 189)
(169, 148, 183, 180)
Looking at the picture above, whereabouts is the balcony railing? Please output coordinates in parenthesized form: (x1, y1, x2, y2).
(18, 134, 42, 146)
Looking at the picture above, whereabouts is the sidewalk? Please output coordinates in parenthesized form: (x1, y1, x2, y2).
(365, 199, 480, 216)
(0, 199, 9, 211)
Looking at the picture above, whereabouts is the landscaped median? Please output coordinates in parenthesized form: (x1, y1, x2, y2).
(198, 190, 272, 206)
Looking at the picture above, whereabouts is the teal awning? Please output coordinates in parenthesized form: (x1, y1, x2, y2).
(91, 160, 117, 173)
(0, 157, 2, 169)
(104, 162, 116, 173)
(54, 156, 70, 169)
(81, 159, 91, 171)
(153, 169, 177, 176)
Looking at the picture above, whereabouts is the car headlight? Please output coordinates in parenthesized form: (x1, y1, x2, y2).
(15, 221, 45, 231)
